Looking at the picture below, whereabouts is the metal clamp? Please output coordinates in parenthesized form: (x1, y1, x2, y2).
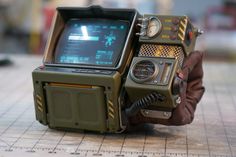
(141, 109, 172, 119)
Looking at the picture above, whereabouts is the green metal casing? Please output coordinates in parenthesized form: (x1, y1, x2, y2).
(32, 7, 199, 133)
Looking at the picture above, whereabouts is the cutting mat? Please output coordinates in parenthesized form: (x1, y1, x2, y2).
(0, 55, 236, 157)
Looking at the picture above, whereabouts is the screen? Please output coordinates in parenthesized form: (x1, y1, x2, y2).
(54, 18, 130, 67)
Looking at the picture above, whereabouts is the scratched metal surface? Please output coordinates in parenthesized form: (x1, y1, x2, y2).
(0, 55, 236, 157)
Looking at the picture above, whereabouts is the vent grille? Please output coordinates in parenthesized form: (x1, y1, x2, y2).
(139, 44, 185, 66)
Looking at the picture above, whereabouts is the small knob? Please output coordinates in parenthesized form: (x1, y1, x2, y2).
(187, 31, 194, 40)
(172, 74, 184, 95)
(137, 23, 147, 29)
(196, 29, 204, 36)
(138, 17, 148, 21)
(172, 18, 180, 25)
(171, 26, 178, 32)
(136, 32, 146, 36)
(170, 35, 177, 40)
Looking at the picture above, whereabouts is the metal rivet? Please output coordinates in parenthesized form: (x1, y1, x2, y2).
(144, 110, 149, 115)
(163, 112, 170, 117)
(176, 96, 181, 104)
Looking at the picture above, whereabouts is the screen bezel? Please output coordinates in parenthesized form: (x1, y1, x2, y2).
(43, 6, 139, 71)
(53, 18, 130, 67)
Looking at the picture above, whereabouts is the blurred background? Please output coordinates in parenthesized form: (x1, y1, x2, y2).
(0, 0, 236, 63)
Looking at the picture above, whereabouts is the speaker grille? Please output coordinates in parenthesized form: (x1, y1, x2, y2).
(138, 44, 185, 66)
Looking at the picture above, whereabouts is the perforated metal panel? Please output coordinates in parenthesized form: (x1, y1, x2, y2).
(139, 44, 185, 66)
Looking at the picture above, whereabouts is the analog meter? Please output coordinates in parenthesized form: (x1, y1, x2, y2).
(146, 17, 162, 38)
(130, 60, 158, 83)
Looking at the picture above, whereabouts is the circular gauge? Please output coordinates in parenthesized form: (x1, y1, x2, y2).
(146, 17, 162, 38)
(130, 60, 158, 83)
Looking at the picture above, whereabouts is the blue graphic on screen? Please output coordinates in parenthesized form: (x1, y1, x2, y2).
(105, 32, 116, 47)
(54, 19, 129, 67)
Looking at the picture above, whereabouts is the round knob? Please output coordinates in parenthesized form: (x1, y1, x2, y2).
(172, 18, 180, 25)
(171, 26, 178, 32)
(187, 31, 194, 40)
(172, 75, 184, 95)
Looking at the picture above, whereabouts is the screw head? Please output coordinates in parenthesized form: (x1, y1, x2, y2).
(176, 96, 181, 104)
(144, 110, 149, 115)
(163, 112, 170, 117)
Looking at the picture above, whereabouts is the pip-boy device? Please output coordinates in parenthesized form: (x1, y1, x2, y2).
(32, 6, 201, 133)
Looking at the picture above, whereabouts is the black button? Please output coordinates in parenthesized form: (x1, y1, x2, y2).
(172, 18, 180, 25)
(170, 35, 177, 40)
(171, 26, 178, 32)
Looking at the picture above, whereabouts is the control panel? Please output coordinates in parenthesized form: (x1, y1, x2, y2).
(137, 15, 202, 55)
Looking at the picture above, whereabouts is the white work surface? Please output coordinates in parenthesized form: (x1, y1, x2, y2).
(0, 55, 236, 157)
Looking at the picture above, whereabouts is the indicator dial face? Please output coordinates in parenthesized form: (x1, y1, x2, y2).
(146, 17, 162, 38)
(131, 60, 158, 83)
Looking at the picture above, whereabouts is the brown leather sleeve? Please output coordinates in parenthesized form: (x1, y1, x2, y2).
(129, 51, 205, 125)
